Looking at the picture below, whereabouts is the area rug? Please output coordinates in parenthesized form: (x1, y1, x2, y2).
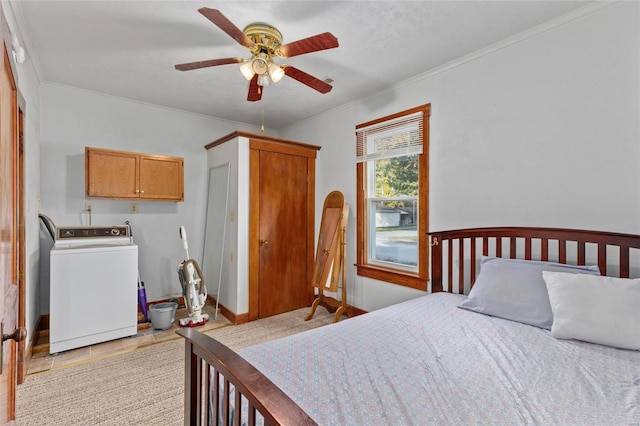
(15, 307, 335, 425)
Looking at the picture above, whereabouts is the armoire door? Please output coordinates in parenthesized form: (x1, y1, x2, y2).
(250, 148, 312, 319)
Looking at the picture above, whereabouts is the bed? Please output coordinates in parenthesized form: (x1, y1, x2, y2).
(178, 226, 640, 425)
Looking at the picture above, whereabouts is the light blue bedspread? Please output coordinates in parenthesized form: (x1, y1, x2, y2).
(239, 292, 640, 425)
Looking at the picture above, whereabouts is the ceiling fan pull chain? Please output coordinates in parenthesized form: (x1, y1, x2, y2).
(261, 101, 265, 132)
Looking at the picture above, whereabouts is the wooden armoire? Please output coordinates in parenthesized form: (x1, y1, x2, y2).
(204, 131, 319, 323)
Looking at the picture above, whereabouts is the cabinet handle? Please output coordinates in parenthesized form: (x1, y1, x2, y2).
(135, 189, 140, 193)
(140, 190, 144, 194)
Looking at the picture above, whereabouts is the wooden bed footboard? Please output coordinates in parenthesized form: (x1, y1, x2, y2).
(429, 227, 640, 294)
(177, 328, 317, 426)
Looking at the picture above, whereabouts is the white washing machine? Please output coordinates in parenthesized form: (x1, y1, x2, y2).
(50, 225, 138, 353)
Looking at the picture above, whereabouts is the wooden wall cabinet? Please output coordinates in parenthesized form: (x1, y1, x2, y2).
(204, 131, 319, 323)
(85, 147, 184, 201)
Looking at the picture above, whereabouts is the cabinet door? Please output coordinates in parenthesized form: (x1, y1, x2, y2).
(139, 155, 184, 201)
(256, 150, 310, 318)
(86, 148, 138, 198)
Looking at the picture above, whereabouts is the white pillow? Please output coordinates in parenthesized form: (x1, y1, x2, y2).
(543, 271, 640, 350)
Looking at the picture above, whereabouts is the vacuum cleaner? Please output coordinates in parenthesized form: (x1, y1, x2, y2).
(177, 226, 209, 327)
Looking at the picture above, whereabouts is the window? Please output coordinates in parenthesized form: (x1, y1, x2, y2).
(356, 104, 430, 290)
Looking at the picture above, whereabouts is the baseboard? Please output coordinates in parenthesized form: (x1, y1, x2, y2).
(317, 297, 368, 318)
(146, 296, 184, 308)
(205, 295, 249, 325)
(144, 296, 241, 324)
(350, 305, 368, 316)
(200, 296, 364, 325)
(27, 314, 51, 361)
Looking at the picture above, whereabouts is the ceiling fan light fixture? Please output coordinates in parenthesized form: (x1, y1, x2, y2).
(257, 73, 272, 87)
(268, 62, 285, 83)
(252, 57, 268, 75)
(239, 61, 255, 80)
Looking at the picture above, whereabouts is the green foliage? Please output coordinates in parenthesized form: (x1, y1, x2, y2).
(375, 154, 418, 204)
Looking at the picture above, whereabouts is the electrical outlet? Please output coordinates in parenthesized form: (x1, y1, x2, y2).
(130, 203, 138, 214)
(85, 203, 93, 213)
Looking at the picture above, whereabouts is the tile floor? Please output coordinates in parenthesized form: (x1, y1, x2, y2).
(27, 303, 229, 375)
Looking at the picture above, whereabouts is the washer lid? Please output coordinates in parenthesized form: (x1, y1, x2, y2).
(51, 240, 137, 251)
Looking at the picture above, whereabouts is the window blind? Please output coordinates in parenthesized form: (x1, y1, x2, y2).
(356, 111, 423, 163)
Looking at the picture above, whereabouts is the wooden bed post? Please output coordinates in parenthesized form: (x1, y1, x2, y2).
(183, 340, 201, 425)
(430, 234, 443, 293)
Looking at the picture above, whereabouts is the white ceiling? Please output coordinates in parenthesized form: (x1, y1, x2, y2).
(13, 1, 591, 130)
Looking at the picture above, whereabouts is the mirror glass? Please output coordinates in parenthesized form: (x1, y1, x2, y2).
(202, 164, 230, 300)
(311, 191, 346, 292)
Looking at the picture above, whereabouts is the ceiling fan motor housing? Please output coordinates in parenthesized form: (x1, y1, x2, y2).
(243, 24, 283, 59)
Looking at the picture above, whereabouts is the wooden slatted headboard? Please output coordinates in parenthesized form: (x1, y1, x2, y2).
(429, 227, 640, 294)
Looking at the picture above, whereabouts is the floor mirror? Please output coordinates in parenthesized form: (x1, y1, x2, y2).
(202, 163, 230, 320)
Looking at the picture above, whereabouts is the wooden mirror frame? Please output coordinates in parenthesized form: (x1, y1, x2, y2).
(306, 191, 349, 322)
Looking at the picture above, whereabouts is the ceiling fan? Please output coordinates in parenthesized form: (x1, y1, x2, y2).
(175, 8, 339, 102)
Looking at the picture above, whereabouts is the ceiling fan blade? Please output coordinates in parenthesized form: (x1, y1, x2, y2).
(198, 8, 256, 49)
(175, 57, 243, 71)
(277, 32, 338, 58)
(284, 66, 332, 94)
(247, 74, 262, 102)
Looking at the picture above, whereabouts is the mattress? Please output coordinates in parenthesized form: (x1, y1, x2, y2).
(239, 292, 640, 425)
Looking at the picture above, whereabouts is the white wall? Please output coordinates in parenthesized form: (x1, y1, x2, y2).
(39, 84, 273, 304)
(282, 2, 640, 311)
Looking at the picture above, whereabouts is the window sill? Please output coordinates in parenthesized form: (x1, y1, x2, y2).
(356, 264, 427, 291)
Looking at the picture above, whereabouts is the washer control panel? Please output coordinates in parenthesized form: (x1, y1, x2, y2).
(57, 225, 130, 240)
